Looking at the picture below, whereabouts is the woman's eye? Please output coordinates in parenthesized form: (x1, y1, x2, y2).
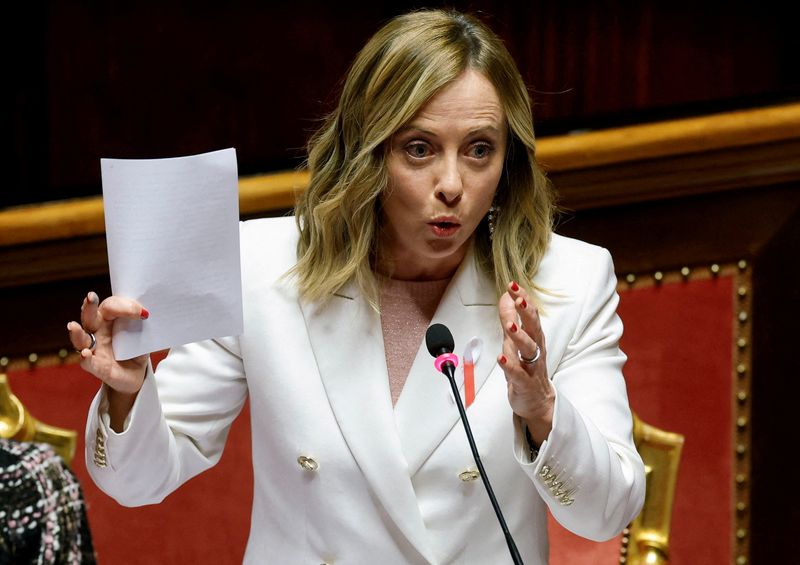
(470, 143, 492, 159)
(405, 143, 430, 159)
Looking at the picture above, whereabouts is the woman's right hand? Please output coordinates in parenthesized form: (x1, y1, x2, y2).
(67, 291, 150, 398)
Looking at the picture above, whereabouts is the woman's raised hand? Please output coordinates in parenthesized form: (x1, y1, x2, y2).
(497, 281, 555, 446)
(67, 291, 150, 395)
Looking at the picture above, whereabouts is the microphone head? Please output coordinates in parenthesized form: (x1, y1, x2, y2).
(426, 323, 454, 357)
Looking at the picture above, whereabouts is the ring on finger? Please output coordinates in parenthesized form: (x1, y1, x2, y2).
(87, 332, 97, 351)
(518, 343, 541, 365)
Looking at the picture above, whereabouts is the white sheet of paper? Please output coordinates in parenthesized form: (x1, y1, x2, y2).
(100, 148, 243, 360)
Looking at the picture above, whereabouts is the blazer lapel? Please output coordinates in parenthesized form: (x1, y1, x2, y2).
(394, 252, 503, 477)
(301, 282, 436, 563)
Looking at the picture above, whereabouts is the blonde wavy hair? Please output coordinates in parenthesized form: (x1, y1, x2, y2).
(292, 9, 555, 308)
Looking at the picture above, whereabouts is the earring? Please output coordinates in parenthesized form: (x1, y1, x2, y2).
(487, 205, 499, 241)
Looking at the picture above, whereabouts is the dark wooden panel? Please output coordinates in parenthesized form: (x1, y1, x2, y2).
(750, 206, 800, 562)
(555, 183, 800, 274)
(0, 236, 109, 289)
(1, 276, 112, 360)
(3, 0, 798, 208)
(551, 139, 800, 211)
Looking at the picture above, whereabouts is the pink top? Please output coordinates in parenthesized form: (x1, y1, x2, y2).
(379, 276, 451, 405)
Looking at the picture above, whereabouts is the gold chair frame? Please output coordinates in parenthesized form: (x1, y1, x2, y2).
(620, 412, 685, 564)
(0, 373, 77, 465)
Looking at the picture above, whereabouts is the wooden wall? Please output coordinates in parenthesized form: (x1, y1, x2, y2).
(3, 0, 797, 208)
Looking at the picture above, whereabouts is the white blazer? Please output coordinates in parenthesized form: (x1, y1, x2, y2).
(86, 216, 645, 564)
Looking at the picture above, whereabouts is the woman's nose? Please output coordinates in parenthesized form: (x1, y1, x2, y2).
(435, 156, 463, 205)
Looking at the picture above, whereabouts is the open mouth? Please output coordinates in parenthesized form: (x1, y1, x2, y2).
(432, 221, 459, 229)
(429, 220, 461, 237)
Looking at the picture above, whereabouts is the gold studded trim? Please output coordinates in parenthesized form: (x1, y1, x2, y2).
(618, 262, 744, 292)
(733, 260, 752, 565)
(0, 349, 82, 372)
(0, 348, 170, 371)
(616, 261, 752, 565)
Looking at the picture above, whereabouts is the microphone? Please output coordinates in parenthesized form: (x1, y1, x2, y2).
(425, 324, 524, 565)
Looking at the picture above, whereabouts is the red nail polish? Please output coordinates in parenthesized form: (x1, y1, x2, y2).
(140, 308, 150, 320)
(510, 322, 518, 333)
(510, 282, 519, 292)
(520, 299, 527, 309)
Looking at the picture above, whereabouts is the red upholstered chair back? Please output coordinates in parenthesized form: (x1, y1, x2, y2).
(549, 268, 742, 564)
(4, 268, 742, 564)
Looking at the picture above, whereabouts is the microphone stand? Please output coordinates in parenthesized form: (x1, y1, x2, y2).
(439, 360, 524, 565)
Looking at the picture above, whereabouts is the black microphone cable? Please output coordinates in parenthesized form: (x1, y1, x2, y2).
(425, 323, 524, 565)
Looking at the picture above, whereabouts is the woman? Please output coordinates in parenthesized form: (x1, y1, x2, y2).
(69, 9, 644, 564)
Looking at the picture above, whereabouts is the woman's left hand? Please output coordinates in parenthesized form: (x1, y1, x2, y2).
(497, 281, 555, 446)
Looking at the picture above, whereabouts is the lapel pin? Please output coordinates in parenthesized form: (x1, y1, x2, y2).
(463, 337, 482, 408)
